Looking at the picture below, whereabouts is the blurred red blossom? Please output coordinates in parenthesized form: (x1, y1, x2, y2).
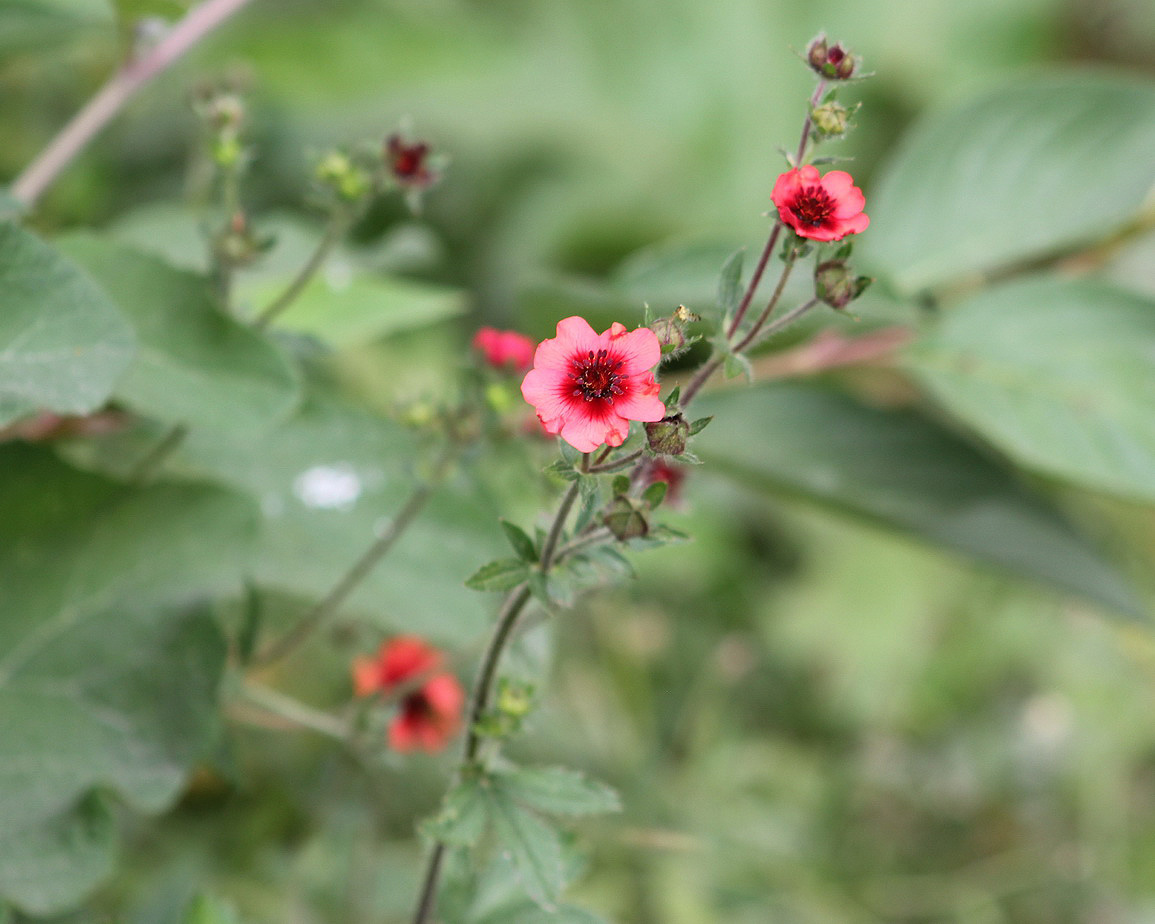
(771, 166, 869, 242)
(352, 636, 464, 753)
(472, 326, 535, 371)
(520, 317, 665, 453)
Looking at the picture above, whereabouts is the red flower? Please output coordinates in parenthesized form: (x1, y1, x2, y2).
(520, 317, 666, 453)
(472, 326, 535, 371)
(352, 636, 464, 753)
(771, 166, 869, 242)
(385, 134, 437, 190)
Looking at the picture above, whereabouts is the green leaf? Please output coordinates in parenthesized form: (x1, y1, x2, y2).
(501, 520, 539, 563)
(716, 248, 745, 315)
(243, 273, 467, 349)
(0, 445, 258, 650)
(863, 73, 1155, 295)
(0, 598, 228, 914)
(485, 788, 566, 910)
(722, 352, 752, 381)
(58, 236, 300, 434)
(467, 558, 531, 592)
(0, 224, 135, 428)
(0, 795, 113, 918)
(906, 278, 1155, 504)
(151, 386, 504, 638)
(494, 766, 621, 818)
(698, 383, 1143, 620)
(0, 450, 244, 915)
(424, 776, 492, 848)
(182, 894, 247, 924)
(0, 447, 248, 906)
(613, 239, 745, 319)
(113, 0, 189, 24)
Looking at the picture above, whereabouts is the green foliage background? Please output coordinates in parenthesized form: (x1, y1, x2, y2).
(3, 0, 1155, 921)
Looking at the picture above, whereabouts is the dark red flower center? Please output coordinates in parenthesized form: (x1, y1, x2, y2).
(792, 186, 835, 227)
(571, 349, 625, 403)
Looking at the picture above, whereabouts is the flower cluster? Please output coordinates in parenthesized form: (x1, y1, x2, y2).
(353, 636, 464, 753)
(520, 317, 666, 453)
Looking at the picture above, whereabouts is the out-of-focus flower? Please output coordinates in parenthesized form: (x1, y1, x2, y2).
(385, 133, 437, 191)
(472, 326, 536, 371)
(352, 636, 464, 753)
(520, 317, 666, 453)
(771, 166, 869, 242)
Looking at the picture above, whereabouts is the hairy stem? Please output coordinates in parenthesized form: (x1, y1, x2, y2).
(253, 217, 349, 330)
(412, 471, 585, 923)
(10, 0, 256, 208)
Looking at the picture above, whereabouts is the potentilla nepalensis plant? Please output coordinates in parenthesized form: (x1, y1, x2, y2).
(407, 37, 874, 924)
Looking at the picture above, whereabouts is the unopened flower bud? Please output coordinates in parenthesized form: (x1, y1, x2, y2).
(316, 151, 371, 202)
(496, 679, 533, 719)
(807, 36, 828, 71)
(815, 259, 872, 310)
(645, 414, 690, 456)
(811, 101, 850, 137)
(603, 495, 649, 541)
(806, 34, 858, 80)
(650, 305, 699, 357)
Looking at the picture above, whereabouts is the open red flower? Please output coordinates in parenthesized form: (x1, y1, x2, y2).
(520, 317, 666, 453)
(472, 326, 535, 371)
(352, 636, 464, 753)
(771, 166, 869, 242)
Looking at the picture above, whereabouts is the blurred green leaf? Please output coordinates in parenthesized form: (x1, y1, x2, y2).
(485, 788, 566, 911)
(0, 448, 246, 915)
(181, 894, 247, 924)
(716, 248, 745, 318)
(424, 776, 491, 849)
(493, 766, 621, 818)
(698, 383, 1143, 619)
(59, 236, 300, 434)
(243, 273, 467, 350)
(155, 387, 503, 639)
(0, 224, 135, 428)
(467, 558, 531, 592)
(907, 277, 1155, 504)
(0, 793, 113, 918)
(863, 73, 1155, 294)
(0, 445, 257, 644)
(0, 0, 110, 57)
(113, 0, 188, 23)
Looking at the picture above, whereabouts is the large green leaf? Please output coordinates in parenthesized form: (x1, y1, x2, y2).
(0, 445, 257, 650)
(906, 277, 1155, 504)
(243, 272, 467, 349)
(0, 446, 253, 914)
(862, 73, 1155, 295)
(0, 605, 225, 915)
(58, 236, 300, 434)
(697, 383, 1142, 619)
(161, 388, 504, 640)
(0, 224, 135, 428)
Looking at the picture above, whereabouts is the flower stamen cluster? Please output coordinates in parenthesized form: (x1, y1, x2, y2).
(571, 349, 625, 403)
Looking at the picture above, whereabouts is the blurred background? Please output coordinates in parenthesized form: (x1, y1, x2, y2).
(5, 0, 1155, 921)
